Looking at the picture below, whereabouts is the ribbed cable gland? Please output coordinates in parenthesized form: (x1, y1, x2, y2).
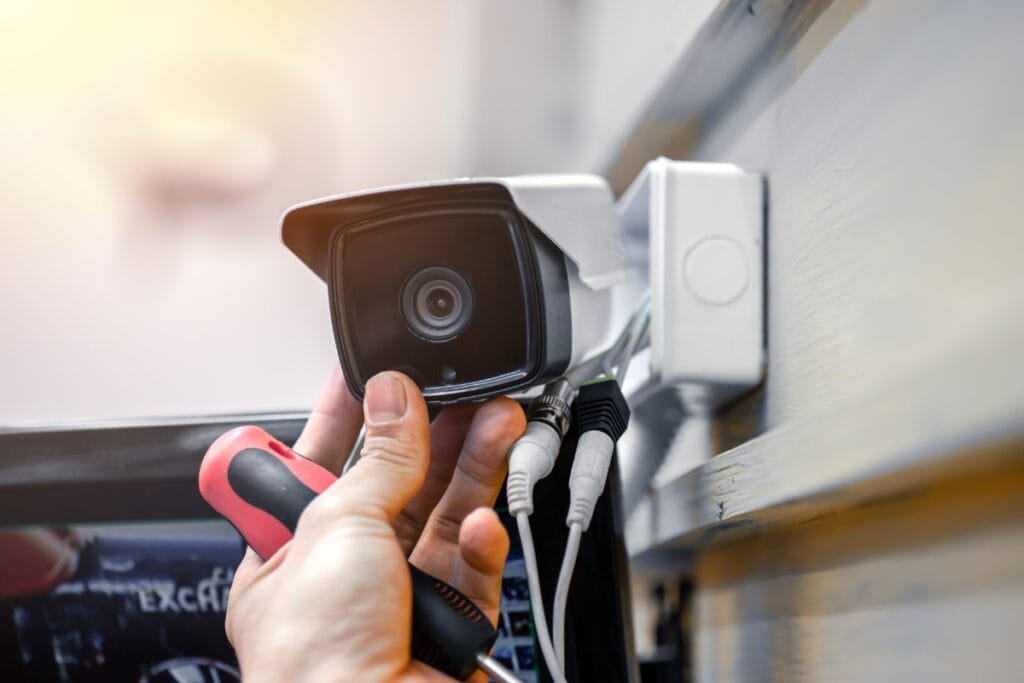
(566, 430, 614, 530)
(574, 379, 631, 441)
(568, 498, 597, 529)
(506, 470, 532, 516)
(506, 420, 562, 516)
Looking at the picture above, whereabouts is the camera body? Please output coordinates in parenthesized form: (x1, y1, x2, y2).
(282, 175, 625, 405)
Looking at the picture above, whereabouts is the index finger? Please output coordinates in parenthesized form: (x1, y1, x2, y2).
(410, 397, 524, 577)
(292, 364, 364, 475)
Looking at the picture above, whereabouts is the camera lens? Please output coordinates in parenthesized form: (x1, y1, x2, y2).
(401, 266, 473, 341)
(425, 287, 455, 318)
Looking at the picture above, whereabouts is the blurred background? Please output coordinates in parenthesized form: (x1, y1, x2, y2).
(0, 0, 698, 422)
(3, 0, 1024, 680)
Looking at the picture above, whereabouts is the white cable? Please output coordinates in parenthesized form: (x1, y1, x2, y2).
(552, 521, 583, 667)
(516, 513, 568, 683)
(563, 351, 607, 388)
(612, 293, 651, 381)
(552, 403, 623, 674)
(566, 290, 651, 387)
(341, 426, 365, 475)
(504, 293, 647, 678)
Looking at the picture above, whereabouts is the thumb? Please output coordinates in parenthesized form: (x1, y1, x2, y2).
(306, 372, 430, 525)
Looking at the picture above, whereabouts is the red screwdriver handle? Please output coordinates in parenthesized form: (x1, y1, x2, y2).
(198, 426, 497, 681)
(199, 426, 335, 559)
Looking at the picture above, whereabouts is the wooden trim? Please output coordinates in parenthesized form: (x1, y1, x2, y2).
(627, 319, 1024, 563)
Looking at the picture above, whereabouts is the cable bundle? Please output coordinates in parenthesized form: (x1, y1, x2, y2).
(506, 292, 648, 681)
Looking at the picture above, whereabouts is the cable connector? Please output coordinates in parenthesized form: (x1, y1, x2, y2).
(507, 421, 561, 516)
(574, 376, 630, 442)
(507, 380, 574, 517)
(554, 377, 632, 667)
(526, 378, 573, 437)
(567, 378, 630, 530)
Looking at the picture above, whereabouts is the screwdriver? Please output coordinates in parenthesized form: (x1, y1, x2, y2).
(199, 425, 520, 683)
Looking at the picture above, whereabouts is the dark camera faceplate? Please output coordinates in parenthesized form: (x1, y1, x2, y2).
(328, 201, 542, 402)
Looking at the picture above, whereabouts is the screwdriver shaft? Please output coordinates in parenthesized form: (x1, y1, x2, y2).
(475, 652, 522, 683)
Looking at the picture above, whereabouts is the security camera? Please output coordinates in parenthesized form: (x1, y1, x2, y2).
(282, 175, 627, 405)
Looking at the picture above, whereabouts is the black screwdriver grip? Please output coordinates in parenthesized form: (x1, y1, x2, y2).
(199, 426, 497, 681)
(410, 565, 496, 679)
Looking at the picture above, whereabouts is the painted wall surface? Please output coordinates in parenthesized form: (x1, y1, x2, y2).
(685, 0, 1024, 679)
(696, 0, 1024, 430)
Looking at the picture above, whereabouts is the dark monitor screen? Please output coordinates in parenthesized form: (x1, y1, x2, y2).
(0, 513, 543, 683)
(0, 521, 244, 682)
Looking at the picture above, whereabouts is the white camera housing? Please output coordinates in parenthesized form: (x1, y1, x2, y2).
(282, 174, 625, 404)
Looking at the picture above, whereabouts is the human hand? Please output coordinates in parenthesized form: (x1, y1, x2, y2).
(224, 367, 526, 682)
(0, 528, 82, 599)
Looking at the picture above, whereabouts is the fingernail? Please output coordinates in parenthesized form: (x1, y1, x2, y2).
(365, 373, 408, 423)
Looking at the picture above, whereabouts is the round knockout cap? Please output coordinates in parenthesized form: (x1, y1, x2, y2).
(683, 236, 749, 305)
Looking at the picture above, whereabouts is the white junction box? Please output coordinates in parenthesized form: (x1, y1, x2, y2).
(617, 158, 764, 411)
